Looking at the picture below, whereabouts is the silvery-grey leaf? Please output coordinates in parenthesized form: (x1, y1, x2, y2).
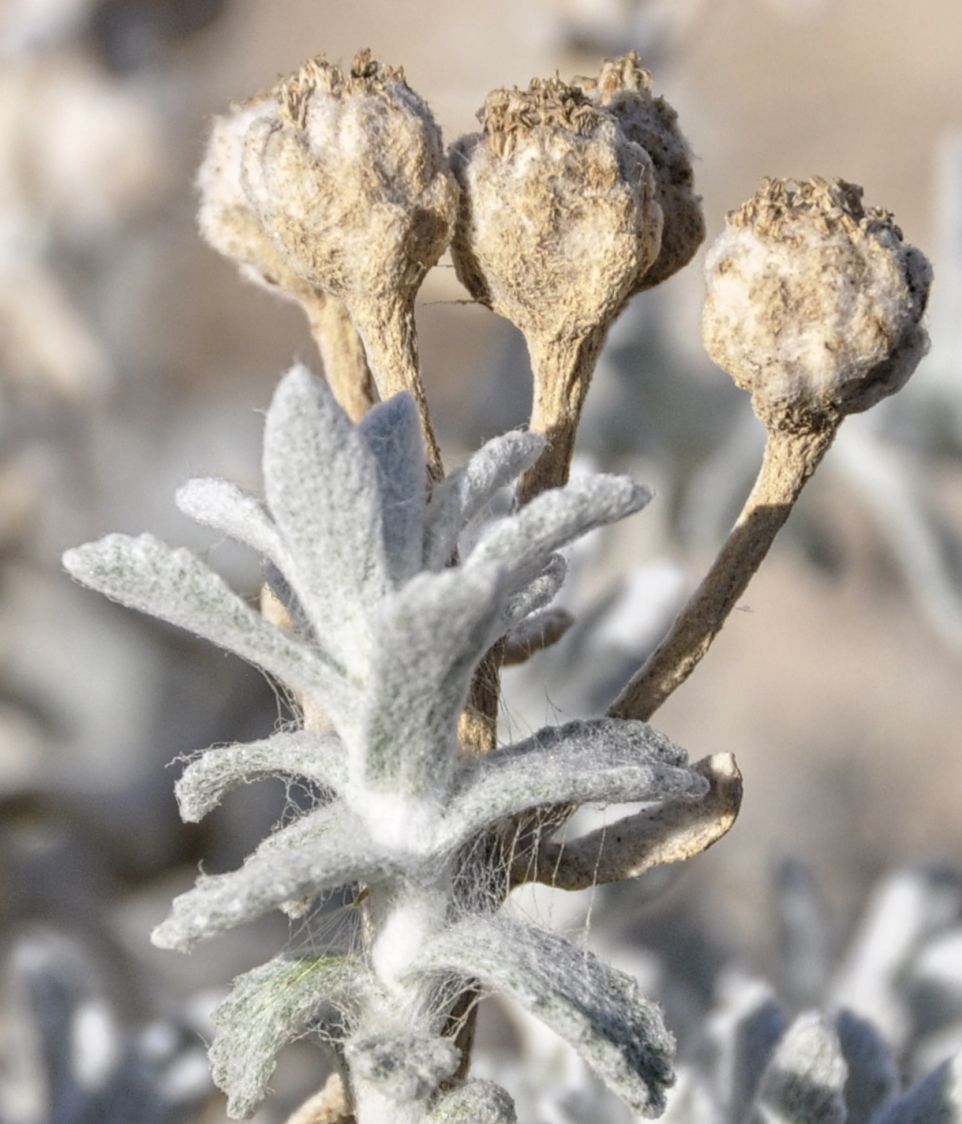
(426, 1079, 518, 1123)
(263, 365, 389, 673)
(360, 563, 506, 796)
(503, 554, 568, 625)
(360, 393, 426, 585)
(415, 915, 675, 1117)
(175, 477, 285, 565)
(871, 1052, 962, 1124)
(211, 951, 368, 1119)
(174, 730, 346, 823)
(437, 718, 704, 850)
(346, 1031, 459, 1103)
(423, 430, 546, 570)
(686, 974, 787, 1124)
(835, 1009, 898, 1124)
(466, 475, 652, 593)
(151, 803, 392, 952)
(61, 534, 351, 720)
(749, 1011, 847, 1124)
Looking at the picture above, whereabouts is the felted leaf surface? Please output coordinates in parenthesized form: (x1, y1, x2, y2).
(263, 365, 388, 672)
(360, 564, 506, 794)
(502, 554, 568, 626)
(151, 803, 392, 952)
(175, 477, 285, 565)
(415, 915, 675, 1117)
(872, 1052, 962, 1124)
(750, 1011, 847, 1124)
(360, 393, 426, 585)
(345, 1031, 459, 1103)
(426, 1079, 518, 1123)
(835, 1009, 898, 1124)
(210, 952, 367, 1119)
(466, 475, 652, 593)
(438, 718, 705, 849)
(175, 730, 347, 823)
(423, 430, 546, 570)
(62, 534, 350, 718)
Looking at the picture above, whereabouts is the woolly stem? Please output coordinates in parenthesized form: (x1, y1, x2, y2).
(518, 328, 608, 504)
(610, 422, 837, 722)
(303, 292, 377, 423)
(349, 295, 444, 482)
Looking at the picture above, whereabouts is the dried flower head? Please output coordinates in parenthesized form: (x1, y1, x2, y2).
(197, 92, 309, 299)
(702, 177, 932, 431)
(241, 50, 457, 314)
(450, 74, 663, 343)
(579, 52, 705, 289)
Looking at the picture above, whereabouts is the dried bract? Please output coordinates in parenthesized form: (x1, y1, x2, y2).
(450, 74, 662, 344)
(580, 52, 705, 289)
(702, 177, 932, 432)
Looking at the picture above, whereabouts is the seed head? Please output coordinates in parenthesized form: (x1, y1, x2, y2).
(702, 177, 932, 431)
(197, 93, 310, 299)
(241, 49, 458, 308)
(579, 52, 705, 289)
(449, 73, 663, 344)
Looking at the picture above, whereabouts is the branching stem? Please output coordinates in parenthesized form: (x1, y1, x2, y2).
(303, 292, 377, 423)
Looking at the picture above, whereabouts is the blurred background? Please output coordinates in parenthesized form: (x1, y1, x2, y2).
(1, 0, 961, 1120)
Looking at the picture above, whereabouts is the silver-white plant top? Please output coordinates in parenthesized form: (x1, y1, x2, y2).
(64, 366, 712, 1121)
(63, 43, 932, 1124)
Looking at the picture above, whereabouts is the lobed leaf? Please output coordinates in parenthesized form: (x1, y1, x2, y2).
(871, 1051, 962, 1124)
(835, 1009, 898, 1124)
(175, 730, 347, 823)
(502, 553, 567, 625)
(151, 803, 393, 952)
(466, 475, 652, 594)
(263, 365, 388, 674)
(415, 915, 675, 1117)
(175, 477, 286, 565)
(210, 951, 368, 1119)
(423, 430, 546, 570)
(438, 718, 705, 850)
(426, 1080, 518, 1123)
(62, 534, 350, 719)
(360, 563, 506, 796)
(360, 393, 426, 585)
(346, 1031, 459, 1103)
(750, 1011, 847, 1124)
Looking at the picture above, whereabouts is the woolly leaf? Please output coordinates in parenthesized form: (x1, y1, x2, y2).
(360, 564, 506, 794)
(211, 952, 366, 1119)
(502, 553, 568, 625)
(360, 393, 426, 585)
(175, 730, 346, 823)
(466, 475, 652, 593)
(750, 1011, 847, 1124)
(346, 1031, 459, 1103)
(415, 915, 675, 1117)
(151, 803, 392, 952)
(685, 974, 788, 1124)
(872, 1052, 962, 1124)
(426, 1080, 518, 1123)
(263, 365, 388, 672)
(62, 534, 350, 717)
(423, 430, 546, 570)
(835, 1009, 898, 1124)
(438, 718, 705, 849)
(175, 477, 285, 565)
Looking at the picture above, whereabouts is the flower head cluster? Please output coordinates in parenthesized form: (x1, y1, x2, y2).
(63, 366, 713, 1120)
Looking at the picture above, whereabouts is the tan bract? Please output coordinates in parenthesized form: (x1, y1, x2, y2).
(450, 74, 663, 342)
(702, 176, 932, 431)
(581, 52, 705, 289)
(241, 49, 457, 308)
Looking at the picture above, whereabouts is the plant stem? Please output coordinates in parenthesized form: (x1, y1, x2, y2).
(518, 328, 607, 505)
(350, 295, 444, 482)
(609, 422, 837, 722)
(303, 292, 377, 423)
